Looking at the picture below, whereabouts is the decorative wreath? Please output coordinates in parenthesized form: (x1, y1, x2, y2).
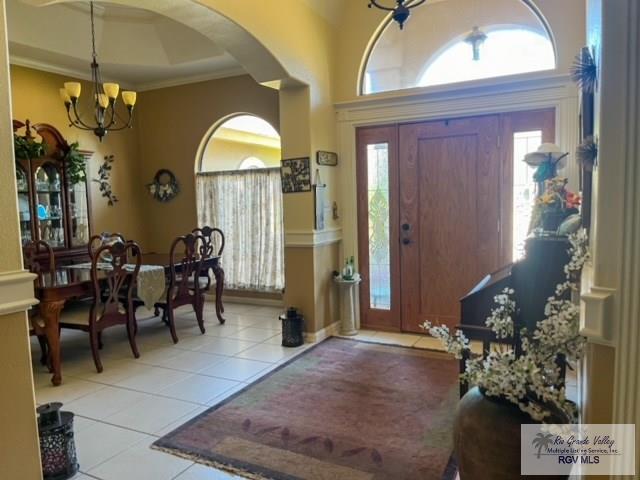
(147, 169, 179, 202)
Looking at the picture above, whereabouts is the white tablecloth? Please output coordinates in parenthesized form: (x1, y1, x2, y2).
(66, 263, 166, 309)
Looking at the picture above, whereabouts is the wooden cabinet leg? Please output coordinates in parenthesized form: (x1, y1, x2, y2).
(40, 299, 65, 386)
(213, 265, 225, 324)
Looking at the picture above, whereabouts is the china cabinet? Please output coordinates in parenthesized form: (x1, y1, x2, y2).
(14, 120, 93, 259)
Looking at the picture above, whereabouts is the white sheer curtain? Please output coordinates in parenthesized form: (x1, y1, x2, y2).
(196, 168, 284, 292)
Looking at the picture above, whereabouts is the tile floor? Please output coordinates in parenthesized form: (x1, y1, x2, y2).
(32, 303, 574, 480)
(32, 302, 447, 480)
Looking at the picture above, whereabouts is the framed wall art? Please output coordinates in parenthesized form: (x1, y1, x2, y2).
(316, 150, 338, 166)
(281, 157, 311, 193)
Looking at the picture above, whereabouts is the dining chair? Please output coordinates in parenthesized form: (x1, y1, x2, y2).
(191, 226, 224, 292)
(59, 241, 142, 373)
(88, 232, 126, 260)
(155, 233, 207, 343)
(24, 240, 56, 367)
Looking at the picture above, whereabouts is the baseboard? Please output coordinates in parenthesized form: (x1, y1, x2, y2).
(203, 294, 284, 308)
(304, 321, 340, 343)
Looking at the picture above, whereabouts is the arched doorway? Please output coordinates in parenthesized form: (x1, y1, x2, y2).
(196, 114, 285, 294)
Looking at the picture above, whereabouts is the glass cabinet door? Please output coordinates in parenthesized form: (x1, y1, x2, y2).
(16, 164, 32, 245)
(34, 163, 65, 248)
(68, 179, 90, 247)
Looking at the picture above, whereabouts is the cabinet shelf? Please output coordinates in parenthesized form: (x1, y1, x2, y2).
(14, 119, 93, 255)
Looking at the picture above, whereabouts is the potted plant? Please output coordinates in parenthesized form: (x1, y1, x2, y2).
(423, 229, 589, 479)
(63, 142, 87, 186)
(529, 177, 581, 233)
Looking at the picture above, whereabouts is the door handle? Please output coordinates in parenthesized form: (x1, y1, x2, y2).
(401, 223, 411, 245)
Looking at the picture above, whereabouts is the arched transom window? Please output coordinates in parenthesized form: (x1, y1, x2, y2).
(362, 0, 556, 95)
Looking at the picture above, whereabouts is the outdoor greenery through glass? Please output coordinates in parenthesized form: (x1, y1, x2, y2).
(367, 143, 391, 310)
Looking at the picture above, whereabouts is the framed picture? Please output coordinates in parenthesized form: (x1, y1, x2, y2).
(316, 150, 338, 166)
(281, 157, 311, 193)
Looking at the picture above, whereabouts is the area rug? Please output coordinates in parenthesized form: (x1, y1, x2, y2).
(153, 337, 459, 480)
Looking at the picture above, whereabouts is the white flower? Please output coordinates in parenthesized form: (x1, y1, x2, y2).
(424, 228, 589, 422)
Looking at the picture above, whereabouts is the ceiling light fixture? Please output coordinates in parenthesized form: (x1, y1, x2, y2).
(59, 2, 136, 142)
(464, 26, 488, 61)
(368, 0, 427, 30)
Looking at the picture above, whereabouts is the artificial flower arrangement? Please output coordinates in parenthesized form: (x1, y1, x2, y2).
(423, 229, 589, 422)
(529, 176, 581, 233)
(147, 169, 180, 203)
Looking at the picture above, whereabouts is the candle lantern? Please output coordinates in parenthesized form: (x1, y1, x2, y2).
(37, 402, 79, 480)
(279, 307, 305, 347)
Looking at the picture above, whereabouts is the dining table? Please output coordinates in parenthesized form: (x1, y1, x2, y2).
(35, 253, 224, 386)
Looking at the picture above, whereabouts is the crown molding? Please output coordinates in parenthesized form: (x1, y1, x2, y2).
(9, 55, 246, 92)
(0, 270, 38, 316)
(9, 55, 135, 89)
(136, 66, 247, 92)
(285, 228, 342, 248)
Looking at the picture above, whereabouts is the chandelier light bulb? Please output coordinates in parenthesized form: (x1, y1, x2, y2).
(95, 93, 109, 109)
(121, 91, 137, 107)
(103, 82, 120, 100)
(59, 88, 71, 105)
(64, 82, 81, 100)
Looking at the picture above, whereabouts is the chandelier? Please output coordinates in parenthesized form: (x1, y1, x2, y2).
(368, 0, 427, 30)
(59, 2, 136, 141)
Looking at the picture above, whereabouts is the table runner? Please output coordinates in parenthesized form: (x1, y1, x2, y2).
(66, 262, 166, 309)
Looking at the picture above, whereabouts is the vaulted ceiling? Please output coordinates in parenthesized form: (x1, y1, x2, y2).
(7, 0, 346, 91)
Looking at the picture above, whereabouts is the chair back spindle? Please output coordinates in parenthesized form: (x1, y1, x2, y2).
(24, 240, 56, 288)
(91, 241, 141, 325)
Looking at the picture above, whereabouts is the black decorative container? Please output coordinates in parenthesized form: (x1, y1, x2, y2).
(279, 307, 304, 347)
(37, 402, 79, 480)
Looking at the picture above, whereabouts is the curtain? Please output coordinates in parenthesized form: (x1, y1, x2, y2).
(196, 168, 284, 292)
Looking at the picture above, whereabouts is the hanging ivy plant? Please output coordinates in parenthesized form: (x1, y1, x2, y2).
(64, 142, 87, 185)
(93, 154, 118, 206)
(14, 134, 46, 160)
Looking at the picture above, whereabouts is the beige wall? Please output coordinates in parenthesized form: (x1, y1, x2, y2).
(0, 1, 42, 476)
(9, 65, 145, 244)
(201, 138, 281, 172)
(136, 74, 279, 253)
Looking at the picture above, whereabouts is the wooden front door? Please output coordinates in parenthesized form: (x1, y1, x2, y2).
(356, 109, 555, 333)
(398, 115, 501, 333)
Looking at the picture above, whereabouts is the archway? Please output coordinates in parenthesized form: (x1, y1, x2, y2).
(196, 114, 285, 294)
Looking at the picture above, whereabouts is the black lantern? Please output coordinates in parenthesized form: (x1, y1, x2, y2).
(279, 307, 305, 347)
(37, 403, 79, 480)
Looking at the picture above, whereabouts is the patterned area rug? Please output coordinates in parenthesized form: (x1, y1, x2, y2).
(154, 337, 458, 480)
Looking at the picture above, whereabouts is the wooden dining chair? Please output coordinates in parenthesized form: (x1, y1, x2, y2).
(24, 240, 56, 366)
(88, 232, 126, 260)
(60, 241, 141, 373)
(155, 233, 206, 343)
(191, 226, 224, 291)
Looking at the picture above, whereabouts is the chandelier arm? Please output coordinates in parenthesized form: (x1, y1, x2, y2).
(70, 102, 97, 130)
(66, 111, 93, 131)
(369, 0, 427, 10)
(368, 1, 395, 12)
(102, 106, 118, 130)
(108, 110, 134, 131)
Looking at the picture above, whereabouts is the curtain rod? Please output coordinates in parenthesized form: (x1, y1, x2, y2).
(196, 167, 281, 177)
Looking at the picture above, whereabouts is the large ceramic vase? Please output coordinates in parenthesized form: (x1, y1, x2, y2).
(454, 387, 568, 480)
